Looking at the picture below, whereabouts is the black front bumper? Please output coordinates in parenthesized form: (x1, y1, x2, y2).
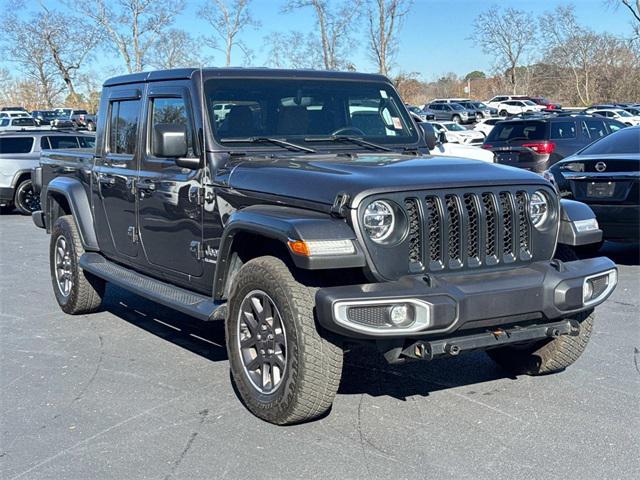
(316, 257, 616, 340)
(0, 187, 14, 204)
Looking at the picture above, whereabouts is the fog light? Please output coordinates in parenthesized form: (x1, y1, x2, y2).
(583, 269, 617, 306)
(389, 304, 414, 327)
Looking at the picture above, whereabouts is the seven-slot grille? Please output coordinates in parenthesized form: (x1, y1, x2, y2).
(404, 190, 532, 271)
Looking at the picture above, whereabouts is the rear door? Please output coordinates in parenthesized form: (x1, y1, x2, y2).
(92, 87, 143, 259)
(137, 84, 204, 281)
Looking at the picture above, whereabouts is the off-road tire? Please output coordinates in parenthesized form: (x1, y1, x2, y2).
(14, 178, 39, 215)
(50, 215, 105, 314)
(487, 244, 593, 375)
(226, 256, 343, 425)
(486, 310, 594, 375)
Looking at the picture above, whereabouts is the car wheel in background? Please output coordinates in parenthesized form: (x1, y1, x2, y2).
(14, 179, 40, 215)
(476, 112, 484, 119)
(499, 110, 508, 117)
(452, 115, 461, 124)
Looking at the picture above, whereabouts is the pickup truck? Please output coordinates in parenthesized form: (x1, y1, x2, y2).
(54, 108, 97, 131)
(32, 68, 616, 425)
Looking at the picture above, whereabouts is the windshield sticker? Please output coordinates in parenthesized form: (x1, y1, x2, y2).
(392, 117, 402, 129)
(380, 90, 388, 99)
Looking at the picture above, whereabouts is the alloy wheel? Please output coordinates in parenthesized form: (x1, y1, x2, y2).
(54, 235, 73, 297)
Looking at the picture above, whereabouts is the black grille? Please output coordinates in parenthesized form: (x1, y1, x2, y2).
(347, 306, 389, 326)
(405, 198, 422, 264)
(403, 189, 533, 271)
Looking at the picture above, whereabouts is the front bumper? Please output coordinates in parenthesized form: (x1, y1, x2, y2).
(0, 187, 14, 205)
(316, 257, 616, 339)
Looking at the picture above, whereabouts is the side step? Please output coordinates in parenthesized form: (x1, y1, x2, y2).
(79, 253, 226, 321)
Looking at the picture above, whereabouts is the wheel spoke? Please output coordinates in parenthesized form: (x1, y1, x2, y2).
(240, 336, 256, 348)
(251, 296, 265, 321)
(245, 355, 261, 371)
(262, 363, 271, 390)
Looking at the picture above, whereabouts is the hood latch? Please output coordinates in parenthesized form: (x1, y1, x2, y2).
(331, 192, 350, 218)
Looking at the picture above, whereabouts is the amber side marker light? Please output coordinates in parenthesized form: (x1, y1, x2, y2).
(287, 239, 356, 256)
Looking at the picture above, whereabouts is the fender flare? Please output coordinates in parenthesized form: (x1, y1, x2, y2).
(46, 177, 99, 251)
(212, 205, 365, 299)
(557, 199, 602, 247)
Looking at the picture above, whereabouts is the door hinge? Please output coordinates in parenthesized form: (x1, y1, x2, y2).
(127, 226, 139, 243)
(190, 240, 204, 260)
(189, 186, 214, 206)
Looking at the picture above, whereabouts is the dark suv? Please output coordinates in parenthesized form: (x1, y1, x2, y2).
(482, 115, 627, 173)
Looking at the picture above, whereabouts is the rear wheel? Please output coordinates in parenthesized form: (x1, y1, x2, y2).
(452, 114, 461, 124)
(14, 179, 40, 215)
(50, 215, 105, 314)
(499, 109, 508, 117)
(226, 256, 343, 425)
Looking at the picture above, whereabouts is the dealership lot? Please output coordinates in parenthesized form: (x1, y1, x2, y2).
(1, 213, 639, 480)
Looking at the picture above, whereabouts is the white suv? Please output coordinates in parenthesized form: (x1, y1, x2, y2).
(495, 100, 543, 117)
(486, 95, 530, 109)
(591, 109, 640, 126)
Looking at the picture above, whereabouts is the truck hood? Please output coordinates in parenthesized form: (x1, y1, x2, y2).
(223, 153, 548, 208)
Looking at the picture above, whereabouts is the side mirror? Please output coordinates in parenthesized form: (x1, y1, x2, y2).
(153, 123, 188, 158)
(438, 130, 448, 144)
(418, 123, 437, 150)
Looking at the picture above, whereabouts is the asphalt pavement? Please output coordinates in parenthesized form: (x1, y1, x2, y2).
(1, 212, 639, 480)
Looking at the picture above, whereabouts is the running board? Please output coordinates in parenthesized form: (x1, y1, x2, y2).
(79, 253, 225, 321)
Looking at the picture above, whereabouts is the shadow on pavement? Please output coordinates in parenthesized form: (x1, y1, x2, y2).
(595, 241, 640, 266)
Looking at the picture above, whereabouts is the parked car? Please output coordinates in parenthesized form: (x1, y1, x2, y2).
(429, 98, 471, 104)
(544, 125, 639, 251)
(32, 67, 611, 425)
(482, 115, 627, 173)
(456, 100, 497, 119)
(0, 130, 95, 214)
(590, 109, 640, 126)
(485, 95, 530, 109)
(54, 108, 97, 131)
(0, 110, 31, 118)
(584, 104, 616, 114)
(406, 105, 435, 121)
(0, 117, 38, 131)
(426, 102, 476, 124)
(621, 106, 640, 116)
(429, 120, 485, 145)
(31, 110, 75, 129)
(528, 96, 562, 110)
(496, 100, 543, 117)
(1, 106, 27, 112)
(473, 117, 503, 137)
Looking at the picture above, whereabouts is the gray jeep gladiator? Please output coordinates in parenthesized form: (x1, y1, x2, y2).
(32, 68, 617, 425)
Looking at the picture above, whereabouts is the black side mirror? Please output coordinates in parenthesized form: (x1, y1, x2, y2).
(153, 123, 188, 158)
(419, 123, 437, 150)
(438, 130, 448, 144)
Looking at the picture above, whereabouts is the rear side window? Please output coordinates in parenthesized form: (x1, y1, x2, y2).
(550, 121, 576, 139)
(109, 100, 140, 154)
(44, 136, 81, 149)
(486, 121, 547, 142)
(0, 137, 34, 154)
(582, 119, 607, 139)
(77, 136, 96, 148)
(579, 127, 640, 155)
(150, 97, 195, 157)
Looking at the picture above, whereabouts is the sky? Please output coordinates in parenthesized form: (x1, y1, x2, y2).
(2, 0, 637, 81)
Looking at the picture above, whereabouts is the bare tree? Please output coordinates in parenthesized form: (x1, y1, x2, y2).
(608, 0, 640, 40)
(0, 14, 63, 108)
(471, 6, 537, 94)
(148, 29, 206, 69)
(199, 0, 259, 66)
(264, 31, 324, 69)
(79, 0, 185, 73)
(283, 0, 361, 70)
(366, 0, 412, 76)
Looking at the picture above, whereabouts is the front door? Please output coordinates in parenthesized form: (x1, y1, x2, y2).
(93, 88, 143, 259)
(137, 87, 204, 282)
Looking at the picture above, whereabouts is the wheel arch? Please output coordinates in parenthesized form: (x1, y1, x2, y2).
(45, 177, 99, 251)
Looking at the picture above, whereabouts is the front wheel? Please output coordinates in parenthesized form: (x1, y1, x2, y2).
(452, 114, 461, 124)
(226, 256, 343, 425)
(499, 110, 508, 117)
(14, 179, 40, 215)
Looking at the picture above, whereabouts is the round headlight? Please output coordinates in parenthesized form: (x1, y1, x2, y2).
(363, 200, 395, 242)
(529, 190, 549, 228)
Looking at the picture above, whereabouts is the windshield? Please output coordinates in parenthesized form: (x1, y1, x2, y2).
(205, 78, 418, 148)
(444, 123, 466, 131)
(13, 118, 36, 126)
(523, 100, 537, 106)
(615, 110, 632, 117)
(473, 102, 487, 108)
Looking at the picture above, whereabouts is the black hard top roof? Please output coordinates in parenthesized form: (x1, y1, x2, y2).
(103, 67, 390, 87)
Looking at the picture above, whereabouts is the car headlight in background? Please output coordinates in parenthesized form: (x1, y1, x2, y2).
(529, 190, 550, 228)
(363, 200, 395, 242)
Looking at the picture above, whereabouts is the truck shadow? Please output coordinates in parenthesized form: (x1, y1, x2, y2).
(102, 284, 515, 402)
(595, 241, 639, 266)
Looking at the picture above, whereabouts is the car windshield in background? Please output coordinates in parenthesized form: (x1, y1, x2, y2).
(578, 127, 640, 155)
(615, 110, 632, 117)
(205, 78, 418, 147)
(473, 102, 488, 108)
(13, 118, 36, 126)
(524, 100, 537, 106)
(485, 121, 547, 142)
(444, 123, 466, 131)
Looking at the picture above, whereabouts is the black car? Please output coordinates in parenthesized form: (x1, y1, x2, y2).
(31, 110, 75, 128)
(482, 115, 627, 173)
(545, 126, 639, 247)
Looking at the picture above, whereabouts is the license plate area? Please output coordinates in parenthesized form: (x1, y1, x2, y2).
(587, 181, 615, 198)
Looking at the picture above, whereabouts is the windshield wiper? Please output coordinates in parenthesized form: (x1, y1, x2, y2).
(219, 137, 316, 153)
(304, 135, 393, 152)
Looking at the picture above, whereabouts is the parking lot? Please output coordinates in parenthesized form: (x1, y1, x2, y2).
(1, 212, 639, 480)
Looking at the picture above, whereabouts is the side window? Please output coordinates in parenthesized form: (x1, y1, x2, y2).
(41, 137, 51, 149)
(109, 100, 140, 155)
(150, 97, 195, 157)
(77, 136, 96, 148)
(48, 136, 81, 149)
(549, 121, 576, 139)
(583, 119, 607, 139)
(0, 137, 34, 154)
(606, 121, 625, 133)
